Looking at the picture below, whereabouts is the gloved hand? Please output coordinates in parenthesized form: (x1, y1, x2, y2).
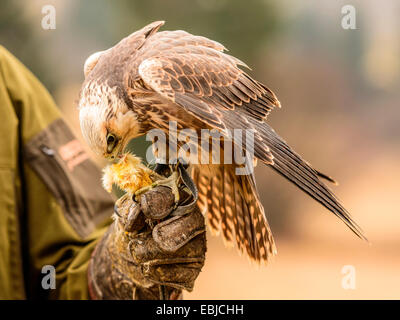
(88, 181, 207, 300)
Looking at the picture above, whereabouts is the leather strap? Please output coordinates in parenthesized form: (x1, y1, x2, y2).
(172, 163, 199, 216)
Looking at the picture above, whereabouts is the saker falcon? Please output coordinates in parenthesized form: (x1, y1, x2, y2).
(78, 21, 367, 263)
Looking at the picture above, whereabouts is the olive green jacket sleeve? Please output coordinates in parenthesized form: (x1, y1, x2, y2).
(0, 46, 114, 299)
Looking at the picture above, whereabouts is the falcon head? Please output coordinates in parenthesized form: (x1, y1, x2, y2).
(78, 99, 139, 160)
(79, 51, 140, 160)
(78, 21, 165, 160)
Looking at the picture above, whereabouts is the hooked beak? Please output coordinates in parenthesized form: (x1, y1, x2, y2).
(104, 140, 128, 161)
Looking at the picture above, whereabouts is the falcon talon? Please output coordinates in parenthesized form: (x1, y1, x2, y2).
(135, 171, 180, 204)
(151, 171, 181, 204)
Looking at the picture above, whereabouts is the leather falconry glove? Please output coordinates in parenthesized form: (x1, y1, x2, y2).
(88, 164, 207, 300)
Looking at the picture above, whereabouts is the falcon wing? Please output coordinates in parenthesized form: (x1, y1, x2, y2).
(136, 31, 280, 164)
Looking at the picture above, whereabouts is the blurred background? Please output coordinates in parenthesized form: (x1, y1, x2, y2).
(2, 0, 399, 299)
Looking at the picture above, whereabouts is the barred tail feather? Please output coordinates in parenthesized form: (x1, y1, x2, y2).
(192, 164, 277, 263)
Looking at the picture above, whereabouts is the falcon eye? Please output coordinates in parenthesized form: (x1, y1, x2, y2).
(106, 133, 118, 153)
